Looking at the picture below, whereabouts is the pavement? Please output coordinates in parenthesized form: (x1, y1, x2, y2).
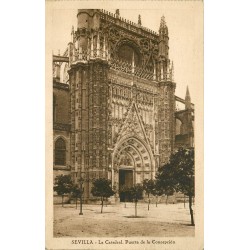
(54, 202, 195, 237)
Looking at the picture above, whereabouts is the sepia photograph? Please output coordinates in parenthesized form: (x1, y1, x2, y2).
(4, 0, 250, 250)
(46, 1, 203, 249)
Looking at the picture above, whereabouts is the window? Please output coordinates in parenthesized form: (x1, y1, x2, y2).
(175, 119, 182, 135)
(54, 138, 66, 165)
(118, 44, 141, 66)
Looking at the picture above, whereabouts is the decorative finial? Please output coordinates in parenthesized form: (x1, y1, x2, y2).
(71, 26, 74, 43)
(186, 86, 190, 99)
(138, 14, 141, 25)
(159, 15, 168, 33)
(115, 9, 120, 18)
(185, 85, 191, 109)
(160, 16, 166, 28)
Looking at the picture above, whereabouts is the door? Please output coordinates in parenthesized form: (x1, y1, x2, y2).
(119, 169, 133, 202)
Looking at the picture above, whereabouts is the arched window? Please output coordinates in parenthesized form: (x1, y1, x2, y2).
(118, 44, 141, 66)
(54, 138, 66, 165)
(176, 119, 182, 135)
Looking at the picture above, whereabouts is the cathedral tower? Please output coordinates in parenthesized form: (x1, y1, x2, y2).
(68, 10, 110, 200)
(185, 86, 194, 146)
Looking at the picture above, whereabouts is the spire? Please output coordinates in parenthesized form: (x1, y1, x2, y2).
(158, 15, 169, 59)
(159, 15, 168, 34)
(185, 86, 190, 99)
(160, 16, 166, 29)
(71, 26, 74, 43)
(138, 14, 142, 25)
(185, 85, 191, 109)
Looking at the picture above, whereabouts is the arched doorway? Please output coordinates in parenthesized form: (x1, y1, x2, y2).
(112, 136, 154, 201)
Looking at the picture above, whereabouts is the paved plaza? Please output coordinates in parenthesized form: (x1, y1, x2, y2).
(54, 202, 195, 237)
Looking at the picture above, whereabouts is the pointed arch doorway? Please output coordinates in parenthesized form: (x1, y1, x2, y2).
(112, 136, 155, 202)
(117, 151, 134, 202)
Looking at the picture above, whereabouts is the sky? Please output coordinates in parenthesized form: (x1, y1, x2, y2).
(50, 2, 203, 105)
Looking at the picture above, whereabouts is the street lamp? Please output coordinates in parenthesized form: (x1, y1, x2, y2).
(78, 175, 84, 215)
(78, 149, 85, 215)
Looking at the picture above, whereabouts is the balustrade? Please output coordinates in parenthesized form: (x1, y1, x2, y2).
(99, 9, 158, 39)
(109, 58, 154, 81)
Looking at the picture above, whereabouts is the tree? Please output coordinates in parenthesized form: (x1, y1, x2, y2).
(156, 148, 195, 226)
(126, 184, 144, 217)
(142, 179, 155, 210)
(91, 178, 115, 213)
(172, 148, 195, 225)
(71, 184, 82, 209)
(53, 175, 73, 207)
(155, 162, 175, 205)
(151, 181, 164, 207)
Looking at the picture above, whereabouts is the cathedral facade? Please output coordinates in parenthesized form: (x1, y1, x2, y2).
(53, 9, 194, 202)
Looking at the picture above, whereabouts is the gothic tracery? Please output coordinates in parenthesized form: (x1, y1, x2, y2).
(52, 9, 195, 199)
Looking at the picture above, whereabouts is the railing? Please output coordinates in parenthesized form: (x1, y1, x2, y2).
(134, 65, 154, 80)
(110, 58, 154, 81)
(99, 9, 158, 39)
(71, 48, 109, 64)
(110, 58, 132, 73)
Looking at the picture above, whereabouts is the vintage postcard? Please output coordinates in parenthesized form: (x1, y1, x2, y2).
(46, 0, 203, 249)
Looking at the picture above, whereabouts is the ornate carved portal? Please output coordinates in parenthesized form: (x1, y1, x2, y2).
(112, 135, 154, 193)
(109, 79, 157, 196)
(111, 100, 155, 191)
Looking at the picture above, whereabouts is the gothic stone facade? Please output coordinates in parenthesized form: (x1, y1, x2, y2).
(53, 9, 194, 201)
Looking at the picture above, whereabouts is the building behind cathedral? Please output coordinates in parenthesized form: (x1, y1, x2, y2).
(53, 9, 194, 203)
